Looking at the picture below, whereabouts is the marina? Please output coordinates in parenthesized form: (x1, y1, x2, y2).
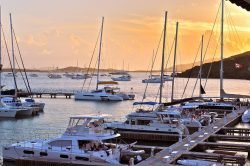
(0, 0, 250, 165)
(1, 76, 250, 165)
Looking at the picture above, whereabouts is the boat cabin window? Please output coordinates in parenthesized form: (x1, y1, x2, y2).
(68, 117, 104, 129)
(23, 150, 34, 154)
(48, 140, 72, 147)
(78, 140, 91, 149)
(75, 156, 89, 161)
(105, 89, 113, 93)
(40, 152, 48, 156)
(137, 120, 150, 125)
(131, 120, 135, 125)
(92, 90, 103, 93)
(60, 154, 69, 159)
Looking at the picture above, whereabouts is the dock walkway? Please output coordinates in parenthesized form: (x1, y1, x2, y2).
(137, 107, 247, 165)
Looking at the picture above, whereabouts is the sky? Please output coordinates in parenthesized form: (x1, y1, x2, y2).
(0, 0, 250, 70)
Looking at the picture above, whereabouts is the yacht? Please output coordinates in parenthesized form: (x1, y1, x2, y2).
(111, 75, 131, 81)
(3, 115, 144, 165)
(183, 100, 238, 110)
(105, 102, 203, 135)
(106, 102, 189, 134)
(105, 110, 189, 135)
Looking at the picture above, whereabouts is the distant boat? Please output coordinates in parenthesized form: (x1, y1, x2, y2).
(109, 71, 129, 75)
(142, 74, 172, 83)
(4, 72, 17, 77)
(29, 73, 38, 77)
(63, 72, 74, 78)
(48, 73, 62, 79)
(71, 74, 91, 80)
(142, 77, 164, 83)
(111, 75, 131, 81)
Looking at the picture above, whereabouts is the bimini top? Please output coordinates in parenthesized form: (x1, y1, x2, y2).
(97, 81, 118, 85)
(133, 101, 159, 106)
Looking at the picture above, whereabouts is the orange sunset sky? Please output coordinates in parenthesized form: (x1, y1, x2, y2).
(0, 0, 250, 70)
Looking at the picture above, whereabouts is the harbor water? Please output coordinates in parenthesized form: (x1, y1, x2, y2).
(0, 72, 250, 163)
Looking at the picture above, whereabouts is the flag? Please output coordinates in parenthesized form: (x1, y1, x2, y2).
(200, 85, 206, 94)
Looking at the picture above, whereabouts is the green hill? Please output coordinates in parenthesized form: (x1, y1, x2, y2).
(178, 51, 250, 80)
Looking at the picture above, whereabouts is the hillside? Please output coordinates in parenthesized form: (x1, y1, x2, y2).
(178, 51, 250, 80)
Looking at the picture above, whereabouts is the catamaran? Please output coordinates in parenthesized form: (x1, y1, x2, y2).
(74, 17, 134, 101)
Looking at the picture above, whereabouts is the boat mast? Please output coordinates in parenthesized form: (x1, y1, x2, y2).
(10, 13, 17, 97)
(199, 35, 204, 97)
(159, 11, 167, 104)
(0, 6, 2, 98)
(171, 22, 179, 102)
(220, 0, 224, 99)
(96, 17, 104, 90)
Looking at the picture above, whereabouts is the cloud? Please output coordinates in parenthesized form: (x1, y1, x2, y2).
(42, 49, 52, 55)
(24, 34, 48, 47)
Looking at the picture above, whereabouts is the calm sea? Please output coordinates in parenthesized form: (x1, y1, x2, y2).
(0, 72, 250, 162)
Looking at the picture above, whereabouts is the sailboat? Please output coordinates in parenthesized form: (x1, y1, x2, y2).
(74, 18, 127, 101)
(106, 16, 202, 135)
(0, 11, 31, 118)
(0, 13, 45, 116)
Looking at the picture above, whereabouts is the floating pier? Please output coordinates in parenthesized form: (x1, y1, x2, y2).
(137, 106, 248, 166)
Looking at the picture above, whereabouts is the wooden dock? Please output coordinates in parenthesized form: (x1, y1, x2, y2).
(137, 107, 248, 166)
(18, 91, 74, 99)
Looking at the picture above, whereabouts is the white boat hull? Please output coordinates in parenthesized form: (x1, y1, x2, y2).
(74, 92, 123, 101)
(3, 146, 120, 166)
(0, 109, 17, 118)
(16, 108, 33, 116)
